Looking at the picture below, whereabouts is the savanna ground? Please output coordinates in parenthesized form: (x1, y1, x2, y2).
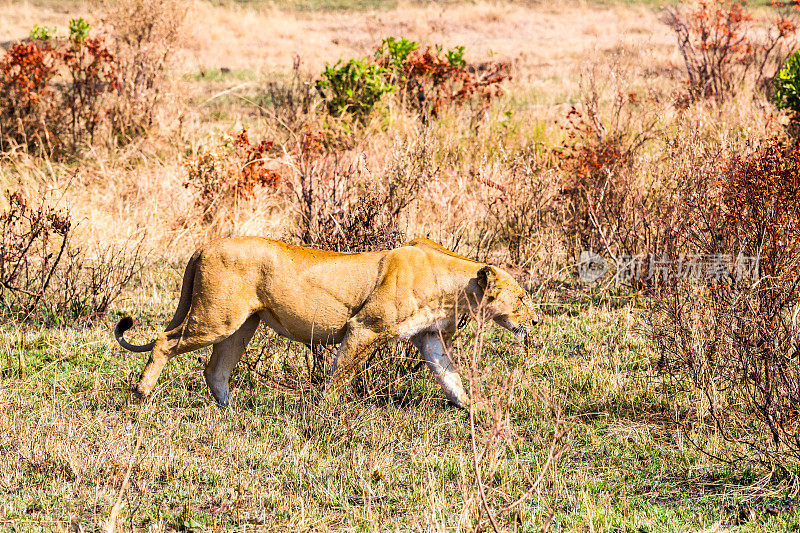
(2, 0, 800, 531)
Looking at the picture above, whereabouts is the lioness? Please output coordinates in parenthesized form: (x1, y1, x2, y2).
(115, 238, 536, 408)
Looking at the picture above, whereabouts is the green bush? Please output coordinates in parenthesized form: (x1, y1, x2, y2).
(774, 50, 800, 118)
(68, 17, 90, 43)
(316, 58, 393, 121)
(377, 36, 418, 72)
(29, 25, 56, 41)
(316, 37, 506, 123)
(443, 45, 466, 67)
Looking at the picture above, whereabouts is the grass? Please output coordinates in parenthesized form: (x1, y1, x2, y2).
(182, 68, 260, 83)
(208, 0, 678, 10)
(2, 297, 800, 531)
(230, 0, 401, 10)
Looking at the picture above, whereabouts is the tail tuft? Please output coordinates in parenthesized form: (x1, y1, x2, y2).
(114, 251, 198, 354)
(114, 316, 155, 353)
(115, 316, 134, 337)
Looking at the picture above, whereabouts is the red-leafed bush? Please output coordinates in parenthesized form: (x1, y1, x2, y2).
(0, 41, 63, 154)
(62, 32, 119, 148)
(400, 48, 509, 118)
(721, 138, 800, 278)
(183, 129, 281, 223)
(0, 19, 119, 157)
(377, 39, 510, 118)
(652, 137, 800, 472)
(663, 0, 798, 102)
(555, 79, 659, 261)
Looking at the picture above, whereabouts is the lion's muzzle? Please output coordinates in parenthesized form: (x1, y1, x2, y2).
(524, 329, 533, 357)
(510, 325, 534, 357)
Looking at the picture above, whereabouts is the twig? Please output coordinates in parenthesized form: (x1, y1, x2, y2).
(468, 323, 501, 533)
(201, 82, 257, 105)
(104, 403, 148, 533)
(470, 396, 500, 533)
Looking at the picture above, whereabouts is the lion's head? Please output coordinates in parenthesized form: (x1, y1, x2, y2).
(477, 265, 537, 352)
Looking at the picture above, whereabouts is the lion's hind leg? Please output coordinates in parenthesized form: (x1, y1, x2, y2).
(135, 308, 256, 399)
(204, 314, 260, 405)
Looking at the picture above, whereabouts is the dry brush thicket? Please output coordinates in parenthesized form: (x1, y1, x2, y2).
(3, 0, 800, 528)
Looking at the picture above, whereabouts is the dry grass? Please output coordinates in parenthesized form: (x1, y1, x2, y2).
(0, 0, 680, 256)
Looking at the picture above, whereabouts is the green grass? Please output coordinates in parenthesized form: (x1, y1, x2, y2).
(206, 0, 678, 11)
(208, 0, 464, 11)
(182, 68, 260, 83)
(2, 290, 799, 531)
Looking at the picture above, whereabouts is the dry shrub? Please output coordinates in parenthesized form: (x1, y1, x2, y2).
(183, 129, 281, 224)
(555, 74, 659, 264)
(663, 0, 798, 102)
(289, 129, 428, 253)
(101, 0, 188, 143)
(378, 38, 510, 120)
(290, 153, 404, 253)
(243, 131, 433, 401)
(651, 136, 800, 472)
(0, 191, 144, 325)
(0, 191, 70, 318)
(51, 241, 145, 326)
(479, 145, 559, 268)
(259, 55, 319, 134)
(300, 189, 404, 254)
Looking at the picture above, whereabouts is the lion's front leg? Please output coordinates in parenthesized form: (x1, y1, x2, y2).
(411, 333, 470, 409)
(322, 322, 385, 404)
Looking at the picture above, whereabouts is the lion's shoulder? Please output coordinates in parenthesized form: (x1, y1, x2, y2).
(403, 238, 478, 264)
(404, 237, 448, 251)
(377, 239, 483, 291)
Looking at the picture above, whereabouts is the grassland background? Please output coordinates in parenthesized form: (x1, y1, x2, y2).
(1, 0, 799, 531)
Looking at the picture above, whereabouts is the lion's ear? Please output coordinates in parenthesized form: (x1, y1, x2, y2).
(477, 265, 499, 298)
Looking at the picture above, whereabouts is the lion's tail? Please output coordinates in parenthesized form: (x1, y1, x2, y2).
(114, 252, 200, 353)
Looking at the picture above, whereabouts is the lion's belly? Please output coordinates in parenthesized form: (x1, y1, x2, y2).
(253, 252, 382, 345)
(257, 304, 350, 345)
